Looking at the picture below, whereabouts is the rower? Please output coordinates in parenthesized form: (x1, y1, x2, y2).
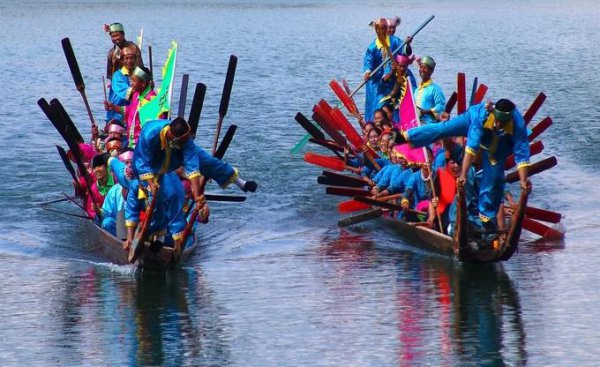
(104, 22, 143, 80)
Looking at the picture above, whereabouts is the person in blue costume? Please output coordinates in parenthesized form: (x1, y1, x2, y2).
(105, 45, 137, 122)
(414, 56, 446, 125)
(457, 99, 530, 233)
(123, 172, 187, 251)
(101, 183, 126, 236)
(371, 148, 411, 197)
(379, 54, 418, 124)
(108, 148, 134, 190)
(133, 117, 257, 253)
(363, 18, 413, 122)
(401, 163, 436, 225)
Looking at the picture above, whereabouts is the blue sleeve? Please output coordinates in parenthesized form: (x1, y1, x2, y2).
(133, 131, 158, 181)
(111, 72, 131, 105)
(182, 140, 200, 179)
(465, 110, 484, 155)
(432, 85, 446, 114)
(511, 110, 530, 167)
(125, 181, 141, 226)
(363, 43, 374, 73)
(101, 187, 116, 219)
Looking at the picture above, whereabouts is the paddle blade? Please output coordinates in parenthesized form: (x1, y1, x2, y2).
(330, 79, 358, 116)
(338, 199, 371, 214)
(506, 156, 557, 183)
(445, 92, 457, 114)
(204, 194, 246, 202)
(219, 55, 237, 117)
(472, 84, 488, 105)
(177, 74, 190, 118)
(330, 107, 364, 149)
(505, 140, 544, 170)
(188, 83, 207, 138)
(525, 206, 562, 224)
(457, 72, 466, 114)
(524, 92, 547, 125)
(214, 124, 237, 160)
(312, 106, 347, 146)
(295, 112, 325, 140)
(322, 170, 367, 187)
(49, 99, 84, 144)
(317, 175, 365, 188)
(523, 217, 564, 240)
(290, 134, 311, 156)
(325, 187, 370, 197)
(469, 77, 478, 106)
(61, 38, 84, 90)
(56, 145, 77, 182)
(528, 116, 552, 142)
(304, 152, 345, 171)
(338, 209, 383, 227)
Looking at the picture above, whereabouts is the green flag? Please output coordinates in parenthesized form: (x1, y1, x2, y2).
(139, 41, 177, 126)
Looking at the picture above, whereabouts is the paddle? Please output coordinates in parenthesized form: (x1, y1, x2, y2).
(330, 79, 365, 128)
(308, 138, 345, 153)
(523, 216, 564, 240)
(38, 98, 84, 145)
(61, 38, 97, 128)
(445, 92, 457, 114)
(290, 134, 311, 156)
(214, 124, 237, 160)
(46, 101, 102, 220)
(524, 92, 546, 125)
(312, 107, 347, 147)
(505, 140, 544, 170)
(322, 170, 368, 187)
(304, 152, 361, 174)
(39, 206, 93, 220)
(177, 74, 190, 118)
(56, 145, 78, 182)
(318, 175, 366, 188)
(457, 72, 466, 114)
(50, 99, 85, 144)
(295, 112, 325, 140)
(129, 181, 161, 263)
(211, 54, 237, 155)
(528, 116, 552, 142)
(205, 194, 246, 202)
(338, 199, 371, 214)
(472, 83, 488, 105)
(469, 77, 478, 106)
(188, 83, 207, 138)
(342, 79, 361, 119)
(338, 209, 384, 227)
(353, 195, 427, 216)
(148, 45, 153, 77)
(348, 15, 435, 98)
(525, 206, 561, 223)
(325, 187, 370, 197)
(505, 156, 557, 183)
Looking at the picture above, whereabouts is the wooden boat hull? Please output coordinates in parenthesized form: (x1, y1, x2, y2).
(84, 219, 198, 271)
(379, 188, 529, 263)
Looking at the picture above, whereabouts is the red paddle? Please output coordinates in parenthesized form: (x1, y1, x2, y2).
(505, 140, 544, 170)
(523, 217, 564, 240)
(524, 92, 547, 125)
(304, 152, 361, 173)
(457, 72, 467, 114)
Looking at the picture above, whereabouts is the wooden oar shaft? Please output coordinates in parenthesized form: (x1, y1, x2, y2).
(506, 156, 557, 183)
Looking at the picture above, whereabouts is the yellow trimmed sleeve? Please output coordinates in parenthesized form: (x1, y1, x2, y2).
(139, 172, 155, 181)
(186, 170, 201, 179)
(465, 146, 478, 157)
(171, 230, 184, 241)
(401, 198, 409, 206)
(516, 161, 531, 169)
(125, 220, 138, 228)
(219, 168, 239, 189)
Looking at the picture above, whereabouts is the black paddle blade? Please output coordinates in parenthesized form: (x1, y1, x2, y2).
(177, 74, 190, 118)
(317, 175, 365, 188)
(219, 55, 237, 117)
(39, 98, 75, 146)
(50, 99, 84, 144)
(188, 83, 207, 138)
(469, 77, 478, 106)
(56, 145, 78, 182)
(214, 124, 237, 160)
(295, 112, 325, 140)
(445, 92, 457, 114)
(61, 38, 84, 90)
(204, 194, 246, 202)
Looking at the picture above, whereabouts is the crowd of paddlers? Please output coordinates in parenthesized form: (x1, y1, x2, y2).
(300, 15, 564, 247)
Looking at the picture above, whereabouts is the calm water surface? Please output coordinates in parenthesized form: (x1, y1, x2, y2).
(1, 0, 599, 366)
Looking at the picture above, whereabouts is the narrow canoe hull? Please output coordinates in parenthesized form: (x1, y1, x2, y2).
(84, 219, 198, 271)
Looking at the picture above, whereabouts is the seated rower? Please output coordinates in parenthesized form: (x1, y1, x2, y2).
(101, 183, 127, 237)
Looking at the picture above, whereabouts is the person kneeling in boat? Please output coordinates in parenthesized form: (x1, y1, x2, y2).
(101, 182, 127, 237)
(401, 150, 436, 226)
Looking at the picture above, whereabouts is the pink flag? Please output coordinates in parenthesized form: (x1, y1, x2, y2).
(397, 81, 426, 164)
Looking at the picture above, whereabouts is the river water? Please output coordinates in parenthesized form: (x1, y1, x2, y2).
(1, 0, 599, 366)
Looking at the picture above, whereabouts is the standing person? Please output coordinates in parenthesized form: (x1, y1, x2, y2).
(105, 45, 137, 122)
(456, 99, 530, 233)
(414, 56, 446, 125)
(104, 22, 143, 80)
(363, 18, 412, 122)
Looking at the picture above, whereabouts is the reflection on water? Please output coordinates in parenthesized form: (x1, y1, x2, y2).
(54, 267, 231, 366)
